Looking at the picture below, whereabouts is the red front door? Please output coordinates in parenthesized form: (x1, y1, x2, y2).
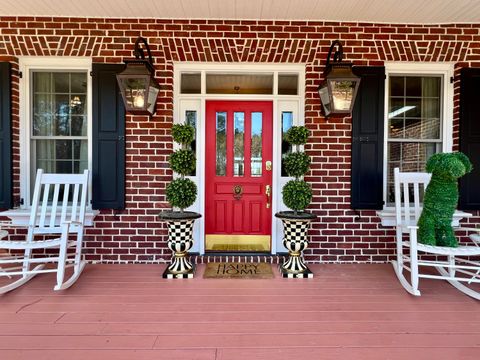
(205, 101, 273, 252)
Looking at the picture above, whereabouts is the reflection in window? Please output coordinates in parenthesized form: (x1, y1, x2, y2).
(281, 112, 293, 177)
(216, 112, 227, 176)
(31, 71, 88, 199)
(251, 112, 262, 176)
(387, 75, 443, 204)
(233, 112, 245, 176)
(185, 110, 197, 176)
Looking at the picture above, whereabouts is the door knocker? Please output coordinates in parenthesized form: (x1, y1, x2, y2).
(233, 185, 243, 200)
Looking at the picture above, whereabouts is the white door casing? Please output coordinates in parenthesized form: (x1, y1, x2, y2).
(173, 63, 306, 254)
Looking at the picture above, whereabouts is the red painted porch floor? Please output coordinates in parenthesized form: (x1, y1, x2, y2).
(0, 264, 479, 359)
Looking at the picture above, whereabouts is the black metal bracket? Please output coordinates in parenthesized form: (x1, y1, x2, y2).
(133, 37, 154, 66)
(326, 40, 344, 68)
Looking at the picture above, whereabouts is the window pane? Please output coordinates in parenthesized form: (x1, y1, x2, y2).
(71, 116, 87, 136)
(281, 112, 293, 177)
(52, 72, 69, 93)
(386, 142, 441, 204)
(233, 112, 245, 177)
(206, 73, 273, 94)
(71, 73, 87, 93)
(181, 73, 201, 94)
(185, 110, 197, 176)
(251, 112, 262, 177)
(216, 112, 227, 176)
(388, 75, 441, 140)
(278, 74, 298, 95)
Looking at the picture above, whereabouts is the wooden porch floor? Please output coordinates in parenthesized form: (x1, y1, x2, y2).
(0, 264, 479, 359)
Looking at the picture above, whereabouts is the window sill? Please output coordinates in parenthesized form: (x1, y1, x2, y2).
(0, 209, 99, 226)
(376, 208, 472, 227)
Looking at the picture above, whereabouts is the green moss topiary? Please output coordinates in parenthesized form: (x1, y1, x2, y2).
(280, 125, 313, 214)
(283, 152, 311, 178)
(282, 180, 312, 212)
(166, 123, 197, 212)
(418, 152, 473, 247)
(172, 124, 195, 145)
(285, 126, 309, 146)
(169, 149, 196, 176)
(166, 178, 197, 210)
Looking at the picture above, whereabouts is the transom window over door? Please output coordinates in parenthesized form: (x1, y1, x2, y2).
(386, 75, 443, 203)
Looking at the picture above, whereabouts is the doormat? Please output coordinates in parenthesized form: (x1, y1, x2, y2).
(203, 262, 274, 279)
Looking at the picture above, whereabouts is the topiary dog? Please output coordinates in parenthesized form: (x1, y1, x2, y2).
(417, 152, 473, 247)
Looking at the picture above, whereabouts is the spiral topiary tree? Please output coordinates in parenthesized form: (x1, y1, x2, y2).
(276, 125, 316, 278)
(282, 126, 312, 214)
(159, 123, 201, 279)
(166, 124, 197, 212)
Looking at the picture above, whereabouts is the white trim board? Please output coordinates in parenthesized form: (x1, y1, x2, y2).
(173, 63, 306, 255)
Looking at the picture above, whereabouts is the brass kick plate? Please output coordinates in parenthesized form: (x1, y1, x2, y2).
(206, 234, 271, 252)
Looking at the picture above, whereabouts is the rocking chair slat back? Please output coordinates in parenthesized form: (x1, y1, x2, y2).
(394, 168, 431, 229)
(28, 169, 89, 236)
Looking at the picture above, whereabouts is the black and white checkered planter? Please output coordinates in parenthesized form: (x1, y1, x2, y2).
(275, 211, 316, 279)
(158, 211, 201, 279)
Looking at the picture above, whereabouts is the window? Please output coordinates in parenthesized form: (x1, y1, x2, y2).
(384, 64, 453, 206)
(20, 58, 92, 207)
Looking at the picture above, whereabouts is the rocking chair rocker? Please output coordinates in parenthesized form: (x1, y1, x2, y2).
(0, 169, 89, 294)
(392, 168, 480, 300)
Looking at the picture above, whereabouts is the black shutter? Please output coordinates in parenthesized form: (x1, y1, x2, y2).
(0, 62, 12, 209)
(459, 68, 480, 210)
(351, 66, 385, 210)
(92, 63, 126, 210)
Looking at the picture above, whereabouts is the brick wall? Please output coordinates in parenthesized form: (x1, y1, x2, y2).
(0, 17, 479, 263)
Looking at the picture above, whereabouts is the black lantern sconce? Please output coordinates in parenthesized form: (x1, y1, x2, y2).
(318, 40, 361, 117)
(116, 37, 160, 116)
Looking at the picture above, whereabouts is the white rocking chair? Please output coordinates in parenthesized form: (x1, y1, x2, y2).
(0, 169, 89, 294)
(392, 168, 480, 300)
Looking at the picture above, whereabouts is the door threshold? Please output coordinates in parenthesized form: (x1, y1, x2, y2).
(190, 254, 287, 264)
(204, 251, 272, 256)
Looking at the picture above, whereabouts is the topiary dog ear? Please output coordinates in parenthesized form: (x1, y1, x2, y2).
(425, 153, 443, 173)
(455, 152, 473, 174)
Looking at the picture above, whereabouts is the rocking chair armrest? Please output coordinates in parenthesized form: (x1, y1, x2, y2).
(455, 227, 480, 234)
(61, 220, 83, 227)
(0, 222, 33, 229)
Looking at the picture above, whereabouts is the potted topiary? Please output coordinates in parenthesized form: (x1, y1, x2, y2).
(275, 126, 316, 278)
(158, 123, 200, 279)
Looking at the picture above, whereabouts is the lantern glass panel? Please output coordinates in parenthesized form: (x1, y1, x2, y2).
(146, 82, 160, 115)
(318, 84, 331, 116)
(329, 79, 357, 111)
(118, 75, 149, 111)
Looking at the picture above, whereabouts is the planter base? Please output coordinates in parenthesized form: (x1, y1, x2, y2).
(279, 265, 314, 279)
(163, 264, 196, 279)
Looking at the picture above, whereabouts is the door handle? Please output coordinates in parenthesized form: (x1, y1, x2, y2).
(265, 185, 271, 209)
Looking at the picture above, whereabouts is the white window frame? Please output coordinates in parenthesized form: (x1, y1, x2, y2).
(18, 57, 93, 209)
(383, 62, 454, 208)
(377, 62, 457, 226)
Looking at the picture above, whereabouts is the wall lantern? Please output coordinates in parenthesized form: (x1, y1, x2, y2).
(116, 37, 160, 116)
(318, 40, 361, 117)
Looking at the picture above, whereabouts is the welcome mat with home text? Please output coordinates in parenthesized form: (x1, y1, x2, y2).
(203, 262, 274, 279)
